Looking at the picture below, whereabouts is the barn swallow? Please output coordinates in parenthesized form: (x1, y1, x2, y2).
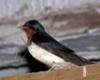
(20, 20, 94, 77)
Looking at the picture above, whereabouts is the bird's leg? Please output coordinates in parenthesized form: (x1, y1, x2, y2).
(48, 62, 71, 71)
(48, 65, 57, 71)
(83, 66, 87, 78)
(48, 62, 57, 71)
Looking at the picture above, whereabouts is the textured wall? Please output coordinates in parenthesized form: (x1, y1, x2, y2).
(0, 0, 100, 19)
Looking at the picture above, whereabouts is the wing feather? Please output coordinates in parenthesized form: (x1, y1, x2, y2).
(34, 32, 93, 66)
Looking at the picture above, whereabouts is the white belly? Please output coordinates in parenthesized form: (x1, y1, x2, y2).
(28, 42, 68, 67)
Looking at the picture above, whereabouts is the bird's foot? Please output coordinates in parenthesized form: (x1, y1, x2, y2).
(48, 63, 71, 71)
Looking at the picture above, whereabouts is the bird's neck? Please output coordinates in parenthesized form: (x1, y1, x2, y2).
(31, 32, 55, 44)
(27, 33, 43, 45)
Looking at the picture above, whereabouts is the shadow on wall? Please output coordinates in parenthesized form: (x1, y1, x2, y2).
(19, 48, 49, 72)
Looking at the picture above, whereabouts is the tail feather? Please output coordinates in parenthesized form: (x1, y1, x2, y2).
(89, 58, 100, 63)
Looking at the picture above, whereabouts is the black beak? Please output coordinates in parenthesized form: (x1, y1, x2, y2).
(18, 26, 22, 29)
(18, 25, 26, 30)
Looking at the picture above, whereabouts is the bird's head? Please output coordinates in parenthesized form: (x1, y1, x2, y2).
(20, 20, 45, 44)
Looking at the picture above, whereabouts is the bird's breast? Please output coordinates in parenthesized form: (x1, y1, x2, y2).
(28, 42, 68, 67)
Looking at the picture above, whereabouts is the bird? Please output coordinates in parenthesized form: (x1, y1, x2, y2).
(20, 20, 94, 77)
